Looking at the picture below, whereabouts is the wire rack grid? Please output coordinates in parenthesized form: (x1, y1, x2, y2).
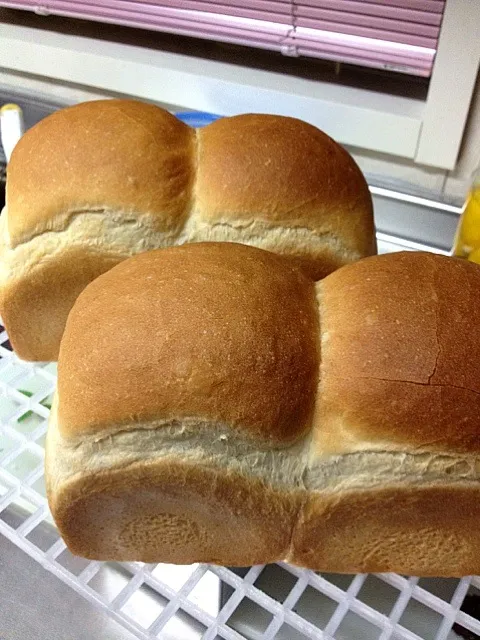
(0, 328, 479, 640)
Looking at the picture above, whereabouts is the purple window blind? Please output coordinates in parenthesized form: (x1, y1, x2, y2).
(1, 0, 446, 76)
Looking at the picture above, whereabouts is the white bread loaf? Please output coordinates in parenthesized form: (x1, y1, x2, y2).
(0, 99, 375, 362)
(46, 244, 480, 576)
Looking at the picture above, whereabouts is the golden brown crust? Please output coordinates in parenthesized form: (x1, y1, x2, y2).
(316, 251, 480, 455)
(291, 485, 480, 576)
(47, 248, 480, 573)
(196, 114, 376, 259)
(7, 99, 195, 246)
(58, 242, 320, 444)
(2, 102, 376, 362)
(48, 457, 300, 565)
(0, 247, 123, 361)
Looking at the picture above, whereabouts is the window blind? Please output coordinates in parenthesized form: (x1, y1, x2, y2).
(0, 0, 446, 76)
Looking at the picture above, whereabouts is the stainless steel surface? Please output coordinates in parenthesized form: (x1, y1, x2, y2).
(371, 186, 461, 254)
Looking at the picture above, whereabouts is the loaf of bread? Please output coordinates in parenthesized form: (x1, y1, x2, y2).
(46, 243, 480, 576)
(0, 99, 375, 362)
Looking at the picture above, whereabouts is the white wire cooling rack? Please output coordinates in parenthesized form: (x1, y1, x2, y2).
(0, 327, 479, 640)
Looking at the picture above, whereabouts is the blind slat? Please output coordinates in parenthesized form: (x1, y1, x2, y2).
(295, 44, 431, 75)
(127, 0, 291, 10)
(308, 0, 445, 11)
(297, 0, 443, 24)
(9, 0, 292, 26)
(295, 7, 440, 36)
(296, 17, 437, 48)
(104, 0, 293, 23)
(295, 27, 433, 62)
(295, 10, 440, 40)
(94, 0, 291, 23)
(0, 0, 445, 76)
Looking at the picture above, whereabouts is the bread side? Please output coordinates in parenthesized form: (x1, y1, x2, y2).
(184, 216, 362, 281)
(0, 210, 182, 360)
(291, 483, 480, 576)
(46, 396, 307, 564)
(47, 398, 480, 573)
(48, 241, 319, 562)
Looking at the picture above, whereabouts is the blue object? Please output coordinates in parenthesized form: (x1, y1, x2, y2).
(174, 111, 221, 127)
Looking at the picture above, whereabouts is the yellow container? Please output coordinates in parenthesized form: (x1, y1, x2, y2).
(453, 175, 480, 263)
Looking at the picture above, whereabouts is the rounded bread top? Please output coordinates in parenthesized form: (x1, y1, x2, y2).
(6, 99, 195, 246)
(317, 251, 480, 455)
(196, 113, 375, 257)
(57, 242, 320, 445)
